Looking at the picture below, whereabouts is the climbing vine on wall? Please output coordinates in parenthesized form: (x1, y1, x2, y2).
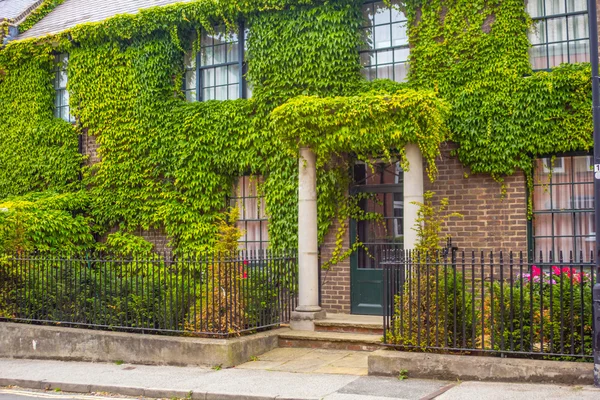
(0, 0, 592, 254)
(403, 0, 592, 183)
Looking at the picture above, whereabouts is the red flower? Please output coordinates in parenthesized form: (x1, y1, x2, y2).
(243, 260, 249, 266)
(531, 265, 541, 278)
(243, 271, 248, 279)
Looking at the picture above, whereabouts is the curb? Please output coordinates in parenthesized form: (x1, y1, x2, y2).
(368, 349, 594, 385)
(0, 379, 312, 400)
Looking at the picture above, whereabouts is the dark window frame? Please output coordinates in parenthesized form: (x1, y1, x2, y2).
(229, 175, 269, 251)
(528, 0, 590, 71)
(360, 0, 410, 82)
(530, 153, 595, 260)
(184, 22, 248, 102)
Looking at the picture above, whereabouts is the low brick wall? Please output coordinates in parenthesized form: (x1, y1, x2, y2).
(368, 349, 593, 385)
(0, 322, 284, 368)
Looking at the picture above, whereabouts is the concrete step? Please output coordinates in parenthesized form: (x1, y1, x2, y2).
(314, 314, 383, 335)
(278, 330, 384, 352)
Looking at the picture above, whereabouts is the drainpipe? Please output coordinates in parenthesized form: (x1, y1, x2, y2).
(588, 0, 600, 387)
(291, 147, 326, 330)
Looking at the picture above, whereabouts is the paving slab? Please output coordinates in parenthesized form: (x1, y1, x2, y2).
(337, 376, 450, 400)
(237, 348, 368, 375)
(438, 381, 600, 400)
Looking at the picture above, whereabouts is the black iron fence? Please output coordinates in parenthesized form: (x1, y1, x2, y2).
(0, 250, 298, 337)
(382, 247, 594, 360)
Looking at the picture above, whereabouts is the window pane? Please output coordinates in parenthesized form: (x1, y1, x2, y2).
(201, 47, 213, 66)
(203, 68, 215, 87)
(534, 185, 552, 210)
(547, 17, 567, 42)
(375, 24, 391, 48)
(373, 1, 390, 25)
(545, 0, 565, 15)
(184, 51, 195, 69)
(394, 47, 410, 63)
(529, 45, 548, 70)
(228, 84, 239, 100)
(393, 62, 409, 82)
(185, 70, 197, 91)
(527, 0, 545, 18)
(548, 41, 568, 67)
(569, 40, 590, 63)
(227, 42, 239, 63)
(534, 213, 553, 236)
(215, 66, 227, 85)
(228, 64, 240, 84)
(568, 14, 588, 40)
(567, 0, 587, 13)
(529, 20, 546, 45)
(361, 52, 374, 67)
(203, 87, 214, 101)
(573, 156, 593, 182)
(391, 22, 408, 47)
(213, 44, 227, 64)
(390, 0, 406, 22)
(551, 184, 571, 210)
(535, 237, 553, 256)
(377, 64, 394, 80)
(575, 212, 595, 236)
(215, 85, 227, 101)
(377, 49, 393, 64)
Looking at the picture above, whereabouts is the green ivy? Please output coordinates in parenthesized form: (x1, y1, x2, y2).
(0, 0, 592, 255)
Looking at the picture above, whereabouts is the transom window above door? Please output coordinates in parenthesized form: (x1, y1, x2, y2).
(184, 25, 250, 102)
(360, 0, 410, 82)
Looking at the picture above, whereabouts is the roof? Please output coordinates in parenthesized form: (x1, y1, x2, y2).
(18, 0, 196, 40)
(0, 0, 42, 21)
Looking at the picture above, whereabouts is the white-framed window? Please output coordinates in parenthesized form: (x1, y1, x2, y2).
(527, 0, 590, 70)
(230, 176, 268, 251)
(360, 0, 409, 82)
(184, 25, 250, 102)
(54, 54, 74, 122)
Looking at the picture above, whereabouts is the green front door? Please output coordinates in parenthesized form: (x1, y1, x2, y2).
(350, 161, 404, 315)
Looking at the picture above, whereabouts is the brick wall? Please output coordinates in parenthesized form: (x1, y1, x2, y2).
(81, 133, 100, 166)
(320, 218, 352, 314)
(319, 142, 530, 314)
(424, 142, 528, 253)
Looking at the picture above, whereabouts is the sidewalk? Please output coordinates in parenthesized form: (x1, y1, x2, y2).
(1, 353, 599, 400)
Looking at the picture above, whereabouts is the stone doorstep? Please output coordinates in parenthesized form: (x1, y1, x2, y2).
(314, 314, 384, 335)
(278, 330, 384, 352)
(368, 349, 594, 385)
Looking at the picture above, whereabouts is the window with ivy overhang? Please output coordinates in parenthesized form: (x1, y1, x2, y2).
(184, 25, 250, 102)
(360, 0, 409, 82)
(230, 176, 268, 251)
(532, 155, 595, 259)
(527, 0, 590, 71)
(54, 54, 74, 122)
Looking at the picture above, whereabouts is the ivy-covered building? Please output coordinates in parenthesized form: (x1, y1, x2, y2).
(0, 0, 594, 316)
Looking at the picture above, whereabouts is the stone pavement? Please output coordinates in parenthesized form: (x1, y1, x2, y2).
(1, 352, 600, 400)
(236, 348, 369, 376)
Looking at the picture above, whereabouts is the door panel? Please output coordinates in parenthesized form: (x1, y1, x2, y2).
(350, 162, 404, 315)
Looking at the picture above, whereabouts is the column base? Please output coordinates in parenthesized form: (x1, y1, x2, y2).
(290, 310, 327, 331)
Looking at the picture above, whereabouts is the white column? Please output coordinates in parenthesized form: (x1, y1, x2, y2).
(403, 144, 425, 251)
(291, 147, 325, 330)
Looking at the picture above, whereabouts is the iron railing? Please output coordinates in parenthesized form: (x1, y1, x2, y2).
(0, 250, 298, 337)
(383, 247, 594, 360)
